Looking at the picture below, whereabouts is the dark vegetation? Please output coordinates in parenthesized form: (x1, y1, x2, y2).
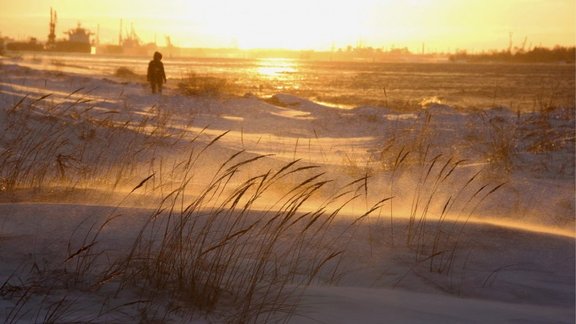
(450, 46, 575, 63)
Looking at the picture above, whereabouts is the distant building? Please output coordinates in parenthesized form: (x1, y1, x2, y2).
(45, 8, 93, 54)
(6, 37, 44, 52)
(66, 23, 92, 44)
(95, 22, 156, 56)
(48, 23, 93, 53)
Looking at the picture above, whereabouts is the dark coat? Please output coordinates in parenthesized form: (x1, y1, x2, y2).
(147, 59, 166, 84)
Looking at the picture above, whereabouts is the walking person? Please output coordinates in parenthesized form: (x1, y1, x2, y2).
(147, 51, 167, 94)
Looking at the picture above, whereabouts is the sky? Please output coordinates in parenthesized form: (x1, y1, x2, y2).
(0, 0, 574, 52)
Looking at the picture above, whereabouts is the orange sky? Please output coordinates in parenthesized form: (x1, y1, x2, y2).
(0, 0, 574, 52)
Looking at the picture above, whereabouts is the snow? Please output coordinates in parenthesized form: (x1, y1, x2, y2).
(0, 56, 574, 323)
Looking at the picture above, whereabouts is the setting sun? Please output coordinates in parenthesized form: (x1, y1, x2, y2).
(199, 1, 368, 49)
(0, 0, 575, 321)
(0, 0, 574, 51)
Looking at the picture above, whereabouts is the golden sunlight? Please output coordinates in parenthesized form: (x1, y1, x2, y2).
(181, 0, 368, 49)
(256, 58, 298, 77)
(0, 0, 574, 51)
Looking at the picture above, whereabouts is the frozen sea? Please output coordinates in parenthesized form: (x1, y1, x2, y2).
(13, 52, 576, 112)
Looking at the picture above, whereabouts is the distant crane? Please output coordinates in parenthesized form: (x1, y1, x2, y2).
(521, 36, 528, 52)
(165, 36, 173, 48)
(96, 24, 100, 46)
(47, 8, 57, 47)
(118, 19, 123, 46)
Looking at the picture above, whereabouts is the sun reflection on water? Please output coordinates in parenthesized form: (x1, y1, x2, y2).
(256, 58, 298, 78)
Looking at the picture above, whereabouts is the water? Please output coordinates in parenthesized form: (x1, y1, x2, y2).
(19, 53, 576, 112)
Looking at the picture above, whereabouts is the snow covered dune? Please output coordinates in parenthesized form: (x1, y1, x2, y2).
(0, 59, 573, 323)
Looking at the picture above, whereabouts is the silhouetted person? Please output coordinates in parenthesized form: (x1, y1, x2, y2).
(147, 51, 167, 94)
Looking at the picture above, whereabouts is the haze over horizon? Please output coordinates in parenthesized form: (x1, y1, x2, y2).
(0, 0, 574, 53)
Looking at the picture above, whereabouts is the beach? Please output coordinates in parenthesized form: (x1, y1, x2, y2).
(0, 56, 574, 323)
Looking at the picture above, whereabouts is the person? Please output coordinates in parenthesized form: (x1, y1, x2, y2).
(147, 51, 167, 94)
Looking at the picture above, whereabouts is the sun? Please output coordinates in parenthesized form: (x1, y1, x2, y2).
(194, 0, 369, 50)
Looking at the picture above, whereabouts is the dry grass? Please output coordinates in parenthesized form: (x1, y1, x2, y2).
(108, 141, 382, 322)
(362, 110, 509, 286)
(0, 91, 187, 194)
(114, 66, 143, 81)
(178, 72, 237, 97)
(0, 90, 517, 321)
(478, 112, 519, 173)
(0, 93, 372, 321)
